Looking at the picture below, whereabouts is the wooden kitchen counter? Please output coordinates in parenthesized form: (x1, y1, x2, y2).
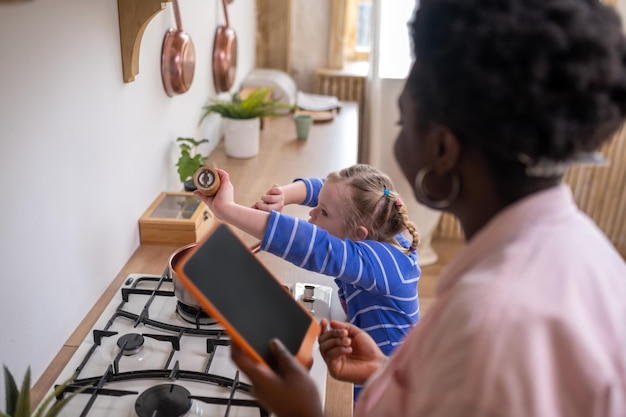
(32, 104, 358, 416)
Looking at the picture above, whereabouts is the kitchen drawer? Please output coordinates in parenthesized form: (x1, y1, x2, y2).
(138, 192, 214, 246)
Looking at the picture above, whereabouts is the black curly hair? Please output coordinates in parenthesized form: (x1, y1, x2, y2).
(408, 0, 626, 185)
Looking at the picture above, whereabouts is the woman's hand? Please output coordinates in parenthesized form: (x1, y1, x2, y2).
(253, 184, 285, 212)
(318, 319, 387, 385)
(231, 339, 324, 417)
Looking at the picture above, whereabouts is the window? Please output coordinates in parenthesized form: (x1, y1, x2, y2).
(341, 0, 372, 63)
(330, 0, 413, 76)
(354, 1, 372, 58)
(378, 0, 415, 79)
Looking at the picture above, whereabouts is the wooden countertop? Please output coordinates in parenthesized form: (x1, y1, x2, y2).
(32, 104, 358, 416)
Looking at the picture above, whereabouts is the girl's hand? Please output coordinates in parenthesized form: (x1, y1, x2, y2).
(195, 168, 271, 241)
(253, 184, 285, 212)
(318, 319, 387, 385)
(231, 339, 324, 417)
(193, 168, 235, 220)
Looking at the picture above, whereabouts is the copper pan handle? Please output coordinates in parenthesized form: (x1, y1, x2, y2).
(221, 0, 230, 28)
(172, 0, 183, 30)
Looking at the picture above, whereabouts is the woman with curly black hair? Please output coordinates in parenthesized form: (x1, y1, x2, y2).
(230, 1, 626, 416)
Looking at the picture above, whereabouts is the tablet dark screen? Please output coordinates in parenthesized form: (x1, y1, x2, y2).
(182, 223, 313, 369)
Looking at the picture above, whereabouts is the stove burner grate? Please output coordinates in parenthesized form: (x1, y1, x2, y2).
(117, 333, 145, 355)
(50, 272, 272, 417)
(135, 384, 191, 417)
(176, 301, 218, 325)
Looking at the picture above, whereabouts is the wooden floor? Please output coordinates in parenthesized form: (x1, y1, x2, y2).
(418, 237, 466, 313)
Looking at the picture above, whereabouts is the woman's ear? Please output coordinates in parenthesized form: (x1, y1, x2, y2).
(432, 126, 461, 172)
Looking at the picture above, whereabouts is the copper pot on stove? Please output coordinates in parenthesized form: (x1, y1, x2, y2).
(169, 242, 201, 308)
(168, 240, 261, 308)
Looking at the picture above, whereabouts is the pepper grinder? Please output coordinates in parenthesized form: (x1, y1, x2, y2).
(302, 284, 316, 316)
(193, 166, 221, 196)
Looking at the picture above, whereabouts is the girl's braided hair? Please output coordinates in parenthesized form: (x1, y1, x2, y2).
(326, 164, 420, 255)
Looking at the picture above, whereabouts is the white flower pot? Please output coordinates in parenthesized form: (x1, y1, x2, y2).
(223, 117, 261, 159)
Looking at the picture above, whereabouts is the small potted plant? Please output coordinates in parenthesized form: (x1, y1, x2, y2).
(176, 137, 208, 191)
(199, 88, 291, 159)
(2, 365, 83, 417)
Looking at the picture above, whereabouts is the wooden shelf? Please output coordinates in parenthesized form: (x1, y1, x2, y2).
(117, 0, 171, 83)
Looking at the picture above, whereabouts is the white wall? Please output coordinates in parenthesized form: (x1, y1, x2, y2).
(0, 0, 256, 405)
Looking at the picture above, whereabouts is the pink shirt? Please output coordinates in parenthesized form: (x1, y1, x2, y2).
(355, 185, 626, 417)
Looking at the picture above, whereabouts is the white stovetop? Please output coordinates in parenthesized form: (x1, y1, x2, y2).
(44, 273, 333, 417)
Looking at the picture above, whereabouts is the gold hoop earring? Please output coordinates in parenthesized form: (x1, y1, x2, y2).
(414, 166, 460, 209)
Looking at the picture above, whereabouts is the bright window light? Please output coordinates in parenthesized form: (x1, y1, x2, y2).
(356, 1, 373, 51)
(378, 0, 415, 79)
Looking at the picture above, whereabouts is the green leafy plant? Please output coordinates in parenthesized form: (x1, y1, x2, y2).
(2, 366, 82, 417)
(176, 137, 209, 184)
(199, 88, 292, 123)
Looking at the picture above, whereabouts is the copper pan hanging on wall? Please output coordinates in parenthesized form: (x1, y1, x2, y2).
(161, 0, 196, 97)
(212, 0, 238, 93)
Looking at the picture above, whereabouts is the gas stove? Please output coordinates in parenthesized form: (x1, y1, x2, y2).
(45, 269, 332, 417)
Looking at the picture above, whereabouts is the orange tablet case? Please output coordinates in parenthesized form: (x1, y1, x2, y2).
(173, 222, 321, 370)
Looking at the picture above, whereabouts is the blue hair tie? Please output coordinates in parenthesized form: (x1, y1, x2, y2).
(384, 188, 390, 197)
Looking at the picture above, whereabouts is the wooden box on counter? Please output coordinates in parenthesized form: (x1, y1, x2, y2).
(138, 192, 214, 246)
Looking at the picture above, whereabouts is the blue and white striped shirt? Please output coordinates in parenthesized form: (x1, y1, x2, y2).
(261, 178, 421, 356)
